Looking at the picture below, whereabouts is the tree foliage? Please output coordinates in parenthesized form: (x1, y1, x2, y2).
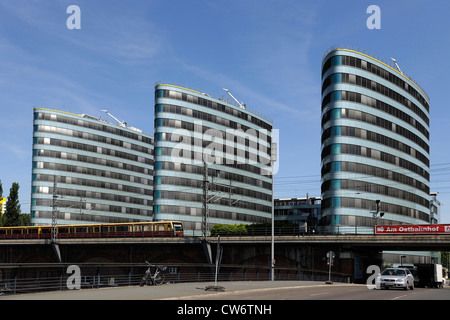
(210, 222, 300, 236)
(2, 182, 22, 227)
(210, 224, 248, 236)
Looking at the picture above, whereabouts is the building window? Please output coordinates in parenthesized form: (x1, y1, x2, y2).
(331, 179, 341, 190)
(331, 144, 341, 154)
(331, 55, 342, 66)
(331, 126, 341, 136)
(331, 73, 342, 83)
(331, 214, 341, 225)
(331, 197, 341, 208)
(331, 108, 341, 119)
(331, 161, 341, 172)
(331, 91, 341, 101)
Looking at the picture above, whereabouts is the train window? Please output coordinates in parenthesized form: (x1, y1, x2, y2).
(173, 223, 183, 231)
(0, 230, 6, 235)
(116, 226, 128, 232)
(75, 227, 87, 233)
(12, 229, 23, 235)
(93, 226, 100, 233)
(41, 228, 51, 234)
(28, 228, 39, 234)
(59, 228, 69, 234)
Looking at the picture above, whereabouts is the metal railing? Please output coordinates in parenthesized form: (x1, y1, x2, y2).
(0, 263, 352, 296)
(211, 226, 376, 236)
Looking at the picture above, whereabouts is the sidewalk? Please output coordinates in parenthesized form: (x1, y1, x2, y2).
(0, 281, 349, 300)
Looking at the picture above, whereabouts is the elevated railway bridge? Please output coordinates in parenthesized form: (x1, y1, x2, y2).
(1, 234, 449, 285)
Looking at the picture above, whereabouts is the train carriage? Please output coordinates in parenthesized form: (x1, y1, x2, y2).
(0, 221, 183, 239)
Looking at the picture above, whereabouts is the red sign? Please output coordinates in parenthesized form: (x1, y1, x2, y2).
(375, 224, 450, 234)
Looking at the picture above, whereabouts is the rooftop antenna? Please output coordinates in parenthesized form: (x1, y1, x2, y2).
(101, 109, 126, 127)
(223, 88, 246, 109)
(391, 58, 403, 74)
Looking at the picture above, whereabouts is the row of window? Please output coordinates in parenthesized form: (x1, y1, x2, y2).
(35, 137, 153, 165)
(321, 161, 429, 194)
(155, 175, 271, 202)
(155, 89, 272, 131)
(33, 147, 152, 176)
(34, 173, 152, 196)
(322, 88, 429, 129)
(321, 143, 429, 180)
(32, 186, 151, 206)
(156, 132, 270, 164)
(154, 205, 270, 224)
(154, 190, 271, 213)
(322, 54, 429, 111)
(156, 126, 270, 158)
(35, 111, 153, 145)
(154, 161, 271, 190)
(157, 145, 270, 170)
(34, 160, 152, 187)
(322, 125, 429, 166)
(155, 147, 272, 177)
(321, 197, 429, 223)
(31, 210, 149, 224)
(275, 198, 321, 206)
(322, 106, 429, 151)
(323, 99, 429, 155)
(154, 117, 271, 155)
(320, 214, 394, 227)
(322, 72, 429, 126)
(275, 208, 319, 217)
(156, 103, 272, 144)
(34, 125, 153, 158)
(32, 199, 151, 217)
(322, 179, 429, 208)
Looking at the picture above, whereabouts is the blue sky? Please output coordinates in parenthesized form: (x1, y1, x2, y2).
(1, 0, 450, 222)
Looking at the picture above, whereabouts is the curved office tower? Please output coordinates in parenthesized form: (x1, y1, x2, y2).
(321, 47, 430, 233)
(31, 108, 154, 225)
(154, 84, 273, 236)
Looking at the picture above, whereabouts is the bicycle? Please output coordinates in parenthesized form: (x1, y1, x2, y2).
(139, 261, 167, 286)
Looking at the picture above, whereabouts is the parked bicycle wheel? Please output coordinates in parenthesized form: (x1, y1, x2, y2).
(154, 271, 165, 285)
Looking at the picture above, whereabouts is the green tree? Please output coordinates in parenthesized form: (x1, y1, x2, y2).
(210, 224, 248, 236)
(442, 252, 450, 270)
(3, 182, 21, 227)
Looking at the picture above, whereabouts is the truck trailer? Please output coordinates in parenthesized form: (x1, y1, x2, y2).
(415, 264, 445, 288)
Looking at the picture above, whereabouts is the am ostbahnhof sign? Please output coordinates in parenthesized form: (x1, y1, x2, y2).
(375, 224, 450, 234)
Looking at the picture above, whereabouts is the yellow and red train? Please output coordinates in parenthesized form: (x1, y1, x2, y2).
(0, 221, 184, 239)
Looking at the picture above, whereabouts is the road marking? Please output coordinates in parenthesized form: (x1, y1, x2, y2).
(310, 292, 331, 296)
(391, 292, 416, 300)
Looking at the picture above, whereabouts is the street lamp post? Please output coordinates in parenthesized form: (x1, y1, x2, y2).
(271, 142, 277, 281)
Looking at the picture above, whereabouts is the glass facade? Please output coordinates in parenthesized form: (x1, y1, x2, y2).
(154, 84, 273, 236)
(31, 108, 154, 225)
(321, 48, 430, 232)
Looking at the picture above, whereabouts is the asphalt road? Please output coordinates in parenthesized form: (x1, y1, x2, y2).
(2, 280, 449, 300)
(186, 283, 450, 300)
